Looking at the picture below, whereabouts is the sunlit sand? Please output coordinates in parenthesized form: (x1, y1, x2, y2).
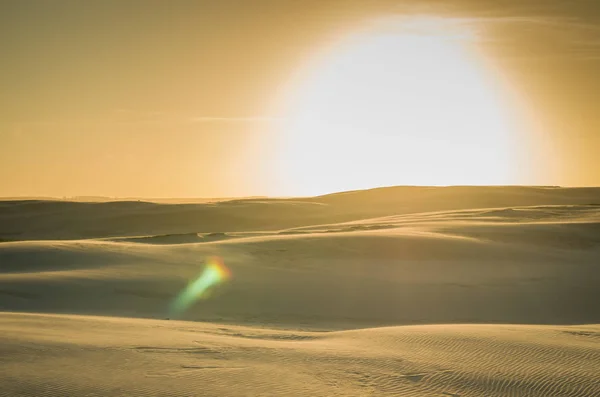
(1, 186, 599, 396)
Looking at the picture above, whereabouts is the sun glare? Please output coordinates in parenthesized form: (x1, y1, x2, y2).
(274, 17, 524, 196)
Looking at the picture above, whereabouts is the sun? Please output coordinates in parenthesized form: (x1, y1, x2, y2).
(272, 17, 525, 196)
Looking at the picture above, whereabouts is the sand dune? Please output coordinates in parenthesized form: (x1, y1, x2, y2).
(2, 186, 600, 241)
(1, 202, 598, 327)
(1, 186, 599, 395)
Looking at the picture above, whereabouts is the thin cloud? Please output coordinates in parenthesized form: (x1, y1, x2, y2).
(2, 115, 283, 128)
(449, 15, 600, 60)
(469, 15, 600, 31)
(189, 116, 283, 123)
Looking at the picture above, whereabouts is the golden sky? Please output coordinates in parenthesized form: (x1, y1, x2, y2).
(1, 0, 599, 197)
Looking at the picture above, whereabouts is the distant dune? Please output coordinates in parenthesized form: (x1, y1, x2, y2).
(1, 186, 599, 396)
(2, 186, 600, 242)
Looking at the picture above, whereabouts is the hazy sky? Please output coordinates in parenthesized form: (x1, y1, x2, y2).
(1, 0, 599, 197)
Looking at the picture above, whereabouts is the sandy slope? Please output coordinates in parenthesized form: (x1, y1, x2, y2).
(2, 186, 600, 241)
(1, 313, 598, 397)
(1, 186, 599, 395)
(1, 202, 598, 327)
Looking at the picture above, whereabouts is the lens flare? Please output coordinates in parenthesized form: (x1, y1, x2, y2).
(169, 257, 232, 317)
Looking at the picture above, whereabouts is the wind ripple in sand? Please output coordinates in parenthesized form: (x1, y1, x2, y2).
(0, 313, 598, 397)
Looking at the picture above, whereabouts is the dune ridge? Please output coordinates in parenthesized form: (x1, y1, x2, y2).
(2, 186, 600, 241)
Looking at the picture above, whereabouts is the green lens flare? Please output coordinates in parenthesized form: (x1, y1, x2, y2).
(169, 257, 231, 317)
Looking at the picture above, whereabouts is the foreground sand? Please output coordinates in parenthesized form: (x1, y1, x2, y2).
(1, 313, 598, 397)
(1, 186, 599, 395)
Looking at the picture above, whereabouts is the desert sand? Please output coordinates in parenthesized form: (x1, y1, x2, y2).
(1, 186, 599, 396)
